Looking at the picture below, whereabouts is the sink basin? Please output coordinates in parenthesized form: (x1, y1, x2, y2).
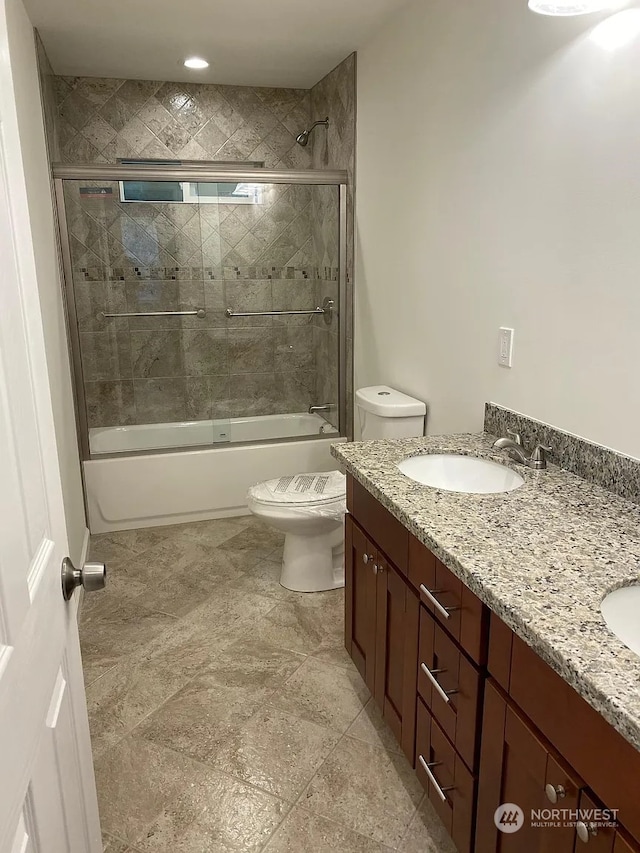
(601, 585, 640, 657)
(397, 454, 525, 494)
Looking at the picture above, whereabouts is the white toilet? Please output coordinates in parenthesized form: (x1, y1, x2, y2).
(247, 386, 426, 592)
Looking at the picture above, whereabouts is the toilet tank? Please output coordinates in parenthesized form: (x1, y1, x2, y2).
(356, 386, 426, 440)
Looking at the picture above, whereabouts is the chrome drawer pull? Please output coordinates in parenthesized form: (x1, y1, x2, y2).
(418, 755, 455, 803)
(419, 584, 459, 620)
(420, 663, 458, 704)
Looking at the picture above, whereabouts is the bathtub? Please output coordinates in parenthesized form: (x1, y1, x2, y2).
(89, 412, 339, 455)
(84, 412, 345, 533)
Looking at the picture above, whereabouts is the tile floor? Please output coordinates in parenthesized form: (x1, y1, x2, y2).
(80, 515, 456, 852)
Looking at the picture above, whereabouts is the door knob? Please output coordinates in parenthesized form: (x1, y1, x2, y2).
(61, 557, 107, 601)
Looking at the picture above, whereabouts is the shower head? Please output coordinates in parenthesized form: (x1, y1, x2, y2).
(296, 117, 329, 147)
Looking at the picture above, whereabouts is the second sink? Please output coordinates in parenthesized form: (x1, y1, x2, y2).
(397, 453, 525, 494)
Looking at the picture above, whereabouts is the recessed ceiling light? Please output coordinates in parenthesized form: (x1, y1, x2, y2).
(184, 57, 209, 69)
(528, 0, 612, 14)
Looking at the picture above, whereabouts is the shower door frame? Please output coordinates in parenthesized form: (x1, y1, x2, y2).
(52, 164, 349, 461)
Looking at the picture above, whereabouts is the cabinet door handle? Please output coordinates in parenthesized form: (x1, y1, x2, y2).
(420, 663, 458, 704)
(418, 755, 455, 803)
(363, 553, 374, 565)
(419, 584, 459, 620)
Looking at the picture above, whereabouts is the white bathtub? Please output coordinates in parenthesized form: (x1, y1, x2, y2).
(84, 412, 345, 533)
(89, 412, 339, 455)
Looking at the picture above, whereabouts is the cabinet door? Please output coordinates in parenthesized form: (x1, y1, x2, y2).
(476, 679, 583, 853)
(374, 555, 420, 761)
(573, 791, 616, 853)
(345, 515, 378, 692)
(613, 832, 640, 853)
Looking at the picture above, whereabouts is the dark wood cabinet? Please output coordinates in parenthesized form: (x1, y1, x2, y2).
(476, 679, 583, 853)
(416, 697, 476, 853)
(374, 554, 420, 760)
(418, 606, 483, 773)
(345, 514, 378, 693)
(344, 511, 419, 762)
(345, 476, 640, 853)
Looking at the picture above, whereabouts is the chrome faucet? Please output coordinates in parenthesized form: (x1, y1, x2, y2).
(493, 429, 552, 470)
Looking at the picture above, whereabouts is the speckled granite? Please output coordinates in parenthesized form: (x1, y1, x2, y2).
(485, 403, 640, 506)
(331, 434, 640, 752)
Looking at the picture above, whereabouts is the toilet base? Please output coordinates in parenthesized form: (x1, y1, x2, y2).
(279, 527, 345, 592)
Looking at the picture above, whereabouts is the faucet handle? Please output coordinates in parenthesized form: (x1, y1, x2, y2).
(530, 444, 552, 469)
(507, 429, 522, 445)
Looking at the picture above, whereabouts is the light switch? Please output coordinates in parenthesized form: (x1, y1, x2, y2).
(498, 327, 514, 368)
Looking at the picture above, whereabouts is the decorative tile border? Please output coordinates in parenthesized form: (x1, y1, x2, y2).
(74, 264, 340, 282)
(484, 403, 640, 505)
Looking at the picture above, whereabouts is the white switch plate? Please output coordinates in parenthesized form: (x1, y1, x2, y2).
(498, 327, 514, 368)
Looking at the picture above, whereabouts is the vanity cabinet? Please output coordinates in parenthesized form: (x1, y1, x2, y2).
(476, 678, 583, 853)
(478, 614, 640, 853)
(344, 474, 640, 853)
(344, 511, 419, 760)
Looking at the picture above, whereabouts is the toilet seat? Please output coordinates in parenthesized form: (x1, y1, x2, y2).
(248, 471, 346, 511)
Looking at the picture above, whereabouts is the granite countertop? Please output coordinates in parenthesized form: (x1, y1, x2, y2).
(331, 434, 640, 752)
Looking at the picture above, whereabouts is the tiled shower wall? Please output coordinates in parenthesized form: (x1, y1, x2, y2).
(310, 54, 356, 433)
(51, 64, 354, 432)
(65, 178, 333, 427)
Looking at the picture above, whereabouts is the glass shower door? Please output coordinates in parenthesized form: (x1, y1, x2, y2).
(58, 172, 341, 456)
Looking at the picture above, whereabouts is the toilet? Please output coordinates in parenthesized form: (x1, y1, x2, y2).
(247, 386, 426, 592)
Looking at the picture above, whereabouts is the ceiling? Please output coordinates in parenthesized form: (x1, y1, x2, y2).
(24, 0, 403, 88)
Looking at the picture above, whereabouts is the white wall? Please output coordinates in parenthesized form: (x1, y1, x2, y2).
(356, 0, 640, 458)
(3, 0, 87, 561)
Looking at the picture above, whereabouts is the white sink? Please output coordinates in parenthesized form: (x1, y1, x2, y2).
(397, 454, 525, 494)
(601, 585, 640, 657)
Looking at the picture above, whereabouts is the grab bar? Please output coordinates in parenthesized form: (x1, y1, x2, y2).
(97, 309, 206, 320)
(225, 307, 323, 318)
(225, 297, 334, 324)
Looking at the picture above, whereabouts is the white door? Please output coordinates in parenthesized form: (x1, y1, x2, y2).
(0, 19, 102, 853)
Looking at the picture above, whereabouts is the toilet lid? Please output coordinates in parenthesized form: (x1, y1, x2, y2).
(248, 471, 346, 507)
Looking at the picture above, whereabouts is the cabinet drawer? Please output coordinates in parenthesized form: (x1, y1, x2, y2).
(347, 476, 409, 574)
(409, 535, 488, 665)
(418, 606, 482, 772)
(416, 698, 475, 853)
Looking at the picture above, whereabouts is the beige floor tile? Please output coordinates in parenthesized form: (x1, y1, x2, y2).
(301, 736, 423, 848)
(398, 796, 457, 853)
(166, 515, 254, 548)
(311, 643, 357, 670)
(263, 805, 394, 853)
(86, 655, 193, 756)
(226, 558, 299, 602)
(103, 833, 131, 852)
(199, 638, 306, 701)
(83, 659, 117, 689)
(268, 657, 369, 733)
(129, 588, 278, 680)
(92, 526, 175, 558)
(211, 705, 341, 802)
(248, 597, 342, 656)
(82, 518, 441, 852)
(136, 677, 265, 763)
(346, 698, 404, 755)
(94, 734, 208, 844)
(135, 768, 288, 852)
(80, 598, 177, 672)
